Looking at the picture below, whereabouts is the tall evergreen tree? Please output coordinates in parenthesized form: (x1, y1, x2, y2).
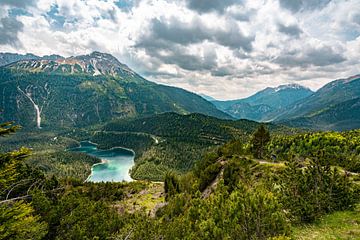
(164, 171, 180, 201)
(250, 125, 270, 159)
(0, 121, 48, 239)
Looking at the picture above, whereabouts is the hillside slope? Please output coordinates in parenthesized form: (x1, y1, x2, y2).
(93, 112, 288, 180)
(273, 75, 360, 121)
(0, 52, 230, 129)
(213, 84, 313, 121)
(0, 52, 64, 66)
(280, 97, 360, 131)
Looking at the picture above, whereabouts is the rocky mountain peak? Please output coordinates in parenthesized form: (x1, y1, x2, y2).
(3, 51, 136, 77)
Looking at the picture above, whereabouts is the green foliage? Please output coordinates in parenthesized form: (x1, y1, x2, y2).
(218, 139, 248, 157)
(0, 66, 228, 130)
(279, 158, 357, 223)
(0, 121, 20, 136)
(267, 130, 360, 172)
(0, 105, 359, 240)
(164, 172, 180, 201)
(292, 204, 360, 239)
(198, 162, 222, 192)
(102, 112, 283, 180)
(131, 161, 172, 181)
(136, 183, 289, 240)
(0, 123, 48, 239)
(0, 131, 98, 181)
(223, 157, 258, 192)
(91, 131, 154, 155)
(0, 201, 48, 240)
(251, 125, 270, 159)
(30, 181, 148, 240)
(28, 151, 99, 181)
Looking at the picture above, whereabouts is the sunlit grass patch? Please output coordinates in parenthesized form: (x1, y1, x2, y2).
(292, 204, 360, 239)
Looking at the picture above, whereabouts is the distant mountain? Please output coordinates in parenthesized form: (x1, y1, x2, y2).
(280, 98, 360, 131)
(214, 74, 360, 131)
(0, 53, 40, 66)
(7, 51, 139, 79)
(273, 75, 360, 131)
(0, 52, 65, 67)
(212, 84, 313, 121)
(274, 75, 360, 122)
(199, 94, 217, 102)
(0, 52, 230, 129)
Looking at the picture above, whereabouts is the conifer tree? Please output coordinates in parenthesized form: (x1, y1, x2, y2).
(250, 125, 270, 159)
(0, 121, 48, 239)
(164, 171, 180, 200)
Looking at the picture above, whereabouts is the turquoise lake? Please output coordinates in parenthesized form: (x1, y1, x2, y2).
(69, 141, 135, 182)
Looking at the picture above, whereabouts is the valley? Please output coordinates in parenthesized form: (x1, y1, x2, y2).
(0, 52, 229, 130)
(69, 141, 135, 182)
(1, 0, 360, 238)
(212, 74, 360, 131)
(0, 51, 359, 240)
(212, 83, 314, 121)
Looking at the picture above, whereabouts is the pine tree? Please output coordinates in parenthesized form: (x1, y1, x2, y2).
(250, 125, 270, 159)
(0, 121, 48, 239)
(164, 171, 180, 201)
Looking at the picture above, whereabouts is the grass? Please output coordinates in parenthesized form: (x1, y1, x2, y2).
(292, 204, 360, 239)
(114, 182, 165, 216)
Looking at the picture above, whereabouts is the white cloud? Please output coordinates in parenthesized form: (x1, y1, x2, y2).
(0, 0, 359, 100)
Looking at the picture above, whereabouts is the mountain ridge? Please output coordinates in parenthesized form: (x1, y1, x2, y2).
(0, 52, 66, 67)
(5, 51, 140, 79)
(212, 83, 313, 121)
(279, 97, 360, 131)
(273, 74, 360, 122)
(0, 51, 231, 129)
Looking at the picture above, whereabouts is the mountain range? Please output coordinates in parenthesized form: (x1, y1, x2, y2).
(276, 75, 360, 130)
(211, 75, 360, 131)
(0, 52, 64, 66)
(1, 51, 359, 131)
(0, 52, 229, 129)
(212, 84, 314, 121)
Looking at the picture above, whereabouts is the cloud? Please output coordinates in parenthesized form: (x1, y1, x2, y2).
(279, 0, 332, 12)
(150, 18, 208, 45)
(136, 38, 218, 72)
(0, 0, 359, 100)
(278, 23, 303, 38)
(186, 0, 240, 13)
(226, 5, 254, 22)
(351, 13, 360, 25)
(0, 16, 23, 45)
(0, 0, 36, 8)
(211, 66, 234, 77)
(134, 16, 253, 76)
(137, 16, 253, 52)
(274, 45, 346, 67)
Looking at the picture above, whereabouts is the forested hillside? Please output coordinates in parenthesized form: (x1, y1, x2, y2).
(273, 75, 360, 123)
(211, 75, 360, 132)
(0, 52, 229, 130)
(1, 122, 359, 239)
(280, 98, 360, 131)
(212, 84, 313, 121)
(95, 112, 292, 180)
(1, 0, 359, 238)
(0, 112, 287, 181)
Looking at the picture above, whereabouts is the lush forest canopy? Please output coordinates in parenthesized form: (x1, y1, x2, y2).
(0, 65, 229, 130)
(1, 118, 359, 239)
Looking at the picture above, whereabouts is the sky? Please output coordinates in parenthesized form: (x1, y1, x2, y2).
(0, 0, 359, 100)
